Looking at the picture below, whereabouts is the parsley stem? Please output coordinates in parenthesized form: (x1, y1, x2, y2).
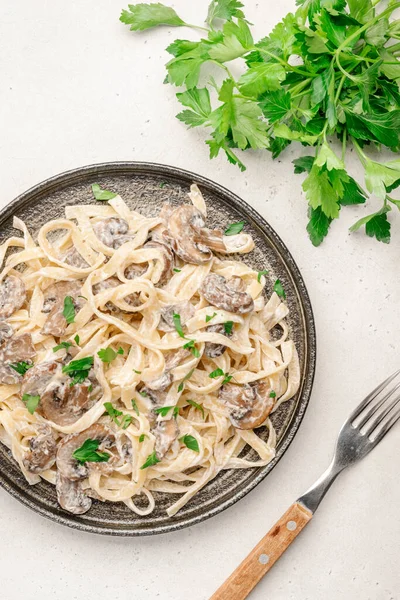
(334, 74, 346, 104)
(185, 23, 209, 32)
(341, 129, 347, 163)
(210, 60, 239, 90)
(353, 138, 367, 165)
(252, 48, 315, 78)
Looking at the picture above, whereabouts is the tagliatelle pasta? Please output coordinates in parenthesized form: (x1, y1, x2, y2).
(0, 183, 300, 517)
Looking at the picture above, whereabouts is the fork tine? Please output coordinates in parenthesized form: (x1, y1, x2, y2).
(365, 391, 400, 437)
(369, 403, 400, 444)
(357, 381, 400, 430)
(348, 369, 400, 423)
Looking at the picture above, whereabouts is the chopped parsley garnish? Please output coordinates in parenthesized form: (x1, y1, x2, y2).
(159, 182, 167, 189)
(131, 398, 140, 415)
(187, 399, 205, 419)
(140, 451, 160, 470)
(209, 368, 232, 385)
(223, 321, 233, 335)
(173, 406, 179, 417)
(104, 402, 133, 429)
(91, 183, 117, 201)
(53, 341, 72, 353)
(257, 270, 269, 283)
(224, 221, 245, 236)
(205, 312, 217, 323)
(62, 356, 94, 385)
(154, 405, 175, 417)
(139, 434, 146, 443)
(63, 296, 76, 324)
(274, 279, 286, 299)
(173, 312, 186, 338)
(139, 390, 148, 398)
(133, 369, 142, 374)
(78, 295, 88, 301)
(74, 334, 80, 345)
(183, 339, 200, 358)
(10, 361, 33, 376)
(269, 390, 277, 398)
(97, 347, 123, 363)
(72, 439, 110, 464)
(179, 434, 199, 453)
(173, 268, 181, 273)
(177, 368, 194, 393)
(22, 394, 40, 415)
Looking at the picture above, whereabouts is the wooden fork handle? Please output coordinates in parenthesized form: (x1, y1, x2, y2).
(209, 502, 313, 600)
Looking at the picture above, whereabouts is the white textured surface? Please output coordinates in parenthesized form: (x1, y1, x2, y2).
(1, 1, 400, 599)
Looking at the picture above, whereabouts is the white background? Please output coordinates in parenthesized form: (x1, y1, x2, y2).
(1, 1, 399, 599)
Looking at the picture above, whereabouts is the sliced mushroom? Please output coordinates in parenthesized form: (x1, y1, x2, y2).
(93, 276, 141, 313)
(145, 348, 190, 392)
(124, 263, 147, 280)
(41, 280, 84, 337)
(56, 424, 115, 481)
(200, 274, 254, 315)
(21, 361, 99, 426)
(0, 275, 26, 318)
(153, 418, 179, 460)
(62, 247, 89, 269)
(56, 473, 92, 515)
(193, 228, 226, 253)
(0, 321, 13, 346)
(205, 323, 233, 359)
(0, 332, 36, 384)
(145, 240, 174, 287)
(22, 425, 57, 474)
(165, 205, 213, 265)
(219, 382, 275, 429)
(93, 218, 134, 249)
(159, 302, 195, 333)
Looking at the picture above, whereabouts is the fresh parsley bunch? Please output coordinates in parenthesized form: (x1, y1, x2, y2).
(120, 0, 400, 245)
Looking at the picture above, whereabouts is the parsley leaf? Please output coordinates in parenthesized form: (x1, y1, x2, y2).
(173, 268, 181, 273)
(205, 312, 217, 323)
(91, 183, 117, 201)
(223, 321, 233, 335)
(183, 339, 200, 358)
(224, 221, 245, 236)
(10, 361, 33, 376)
(176, 87, 212, 128)
(179, 434, 200, 453)
(97, 347, 122, 363)
(73, 439, 110, 464)
(62, 356, 94, 384)
(131, 399, 140, 415)
(120, 3, 185, 31)
(274, 279, 286, 299)
(74, 335, 80, 345)
(209, 368, 224, 379)
(104, 402, 133, 429)
(63, 296, 75, 325)
(139, 434, 146, 443)
(269, 390, 277, 398)
(140, 451, 160, 469)
(53, 341, 72, 353)
(206, 0, 245, 27)
(133, 369, 142, 375)
(173, 313, 186, 338)
(350, 205, 391, 244)
(22, 394, 40, 415)
(259, 89, 291, 124)
(187, 399, 205, 418)
(307, 207, 332, 247)
(257, 270, 269, 283)
(154, 405, 176, 417)
(178, 369, 194, 392)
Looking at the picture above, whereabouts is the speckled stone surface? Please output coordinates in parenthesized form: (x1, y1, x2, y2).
(0, 162, 315, 535)
(1, 0, 400, 598)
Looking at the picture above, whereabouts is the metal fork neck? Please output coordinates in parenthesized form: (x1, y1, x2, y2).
(297, 459, 344, 514)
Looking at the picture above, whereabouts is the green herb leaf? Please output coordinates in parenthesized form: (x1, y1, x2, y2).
(10, 361, 33, 376)
(187, 399, 205, 418)
(259, 89, 291, 124)
(91, 183, 117, 201)
(238, 63, 286, 97)
(139, 390, 148, 397)
(223, 321, 233, 335)
(176, 87, 212, 128)
(209, 19, 253, 62)
(140, 451, 160, 469)
(97, 347, 121, 363)
(206, 0, 245, 27)
(173, 313, 186, 338)
(303, 165, 340, 219)
(120, 3, 185, 31)
(224, 221, 245, 236)
(269, 390, 276, 398)
(154, 405, 175, 416)
(350, 205, 391, 244)
(53, 341, 72, 353)
(273, 279, 286, 299)
(73, 439, 110, 464)
(179, 434, 200, 452)
(257, 270, 269, 283)
(74, 335, 80, 345)
(205, 312, 217, 323)
(139, 434, 146, 443)
(183, 339, 200, 358)
(209, 368, 224, 379)
(347, 0, 374, 24)
(307, 207, 332, 247)
(222, 373, 233, 385)
(22, 394, 40, 415)
(131, 399, 140, 415)
(173, 268, 181, 273)
(63, 296, 75, 325)
(178, 368, 194, 392)
(133, 369, 142, 375)
(293, 156, 315, 175)
(62, 356, 94, 385)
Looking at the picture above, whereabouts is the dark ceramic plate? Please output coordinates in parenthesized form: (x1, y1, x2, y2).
(0, 162, 316, 536)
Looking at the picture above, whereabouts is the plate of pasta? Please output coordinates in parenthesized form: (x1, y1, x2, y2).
(0, 162, 315, 535)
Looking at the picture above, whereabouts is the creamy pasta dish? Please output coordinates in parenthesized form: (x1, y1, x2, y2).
(0, 183, 300, 517)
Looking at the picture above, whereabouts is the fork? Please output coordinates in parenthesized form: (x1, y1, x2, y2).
(210, 369, 400, 600)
